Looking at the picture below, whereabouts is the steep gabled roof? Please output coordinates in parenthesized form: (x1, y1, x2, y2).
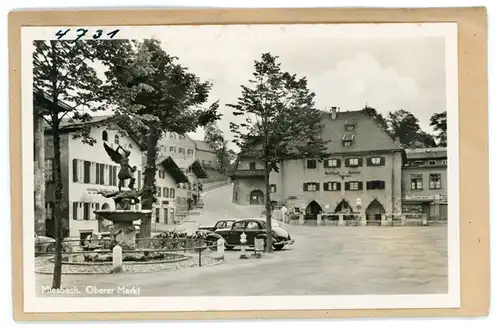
(173, 158, 208, 179)
(156, 156, 190, 184)
(320, 109, 403, 154)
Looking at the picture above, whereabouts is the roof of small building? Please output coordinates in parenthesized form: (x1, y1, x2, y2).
(193, 140, 215, 153)
(155, 156, 190, 184)
(173, 157, 208, 179)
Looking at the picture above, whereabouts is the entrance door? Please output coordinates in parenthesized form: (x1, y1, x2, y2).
(365, 199, 386, 221)
(163, 208, 168, 224)
(305, 200, 322, 220)
(249, 190, 264, 205)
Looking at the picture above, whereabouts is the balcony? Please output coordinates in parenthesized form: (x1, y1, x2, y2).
(231, 169, 266, 178)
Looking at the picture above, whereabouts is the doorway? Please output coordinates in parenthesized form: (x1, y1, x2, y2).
(305, 200, 322, 220)
(249, 190, 264, 205)
(365, 199, 386, 221)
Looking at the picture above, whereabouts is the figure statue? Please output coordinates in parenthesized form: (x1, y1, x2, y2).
(103, 142, 137, 191)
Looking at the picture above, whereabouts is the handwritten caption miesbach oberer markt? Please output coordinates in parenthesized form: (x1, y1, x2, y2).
(41, 285, 140, 296)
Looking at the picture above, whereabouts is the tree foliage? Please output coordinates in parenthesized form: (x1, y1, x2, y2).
(386, 109, 436, 148)
(33, 39, 109, 289)
(430, 111, 447, 146)
(228, 53, 328, 252)
(363, 106, 389, 133)
(204, 123, 236, 174)
(100, 39, 221, 241)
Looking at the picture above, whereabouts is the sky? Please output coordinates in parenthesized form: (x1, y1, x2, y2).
(88, 24, 448, 149)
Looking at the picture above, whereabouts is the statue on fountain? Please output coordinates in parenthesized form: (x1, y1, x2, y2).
(103, 142, 137, 191)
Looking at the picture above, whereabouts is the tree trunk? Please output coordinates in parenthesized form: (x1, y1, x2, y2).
(138, 130, 159, 247)
(264, 162, 273, 253)
(33, 112, 46, 236)
(51, 127, 63, 289)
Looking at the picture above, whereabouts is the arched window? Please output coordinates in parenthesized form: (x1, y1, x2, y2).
(170, 188, 176, 198)
(102, 130, 108, 141)
(114, 135, 119, 144)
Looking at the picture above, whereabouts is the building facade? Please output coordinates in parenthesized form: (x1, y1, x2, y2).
(157, 132, 197, 160)
(193, 140, 218, 169)
(401, 148, 448, 220)
(44, 116, 143, 239)
(232, 108, 405, 225)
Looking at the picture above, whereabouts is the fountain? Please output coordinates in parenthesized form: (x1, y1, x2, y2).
(94, 142, 153, 250)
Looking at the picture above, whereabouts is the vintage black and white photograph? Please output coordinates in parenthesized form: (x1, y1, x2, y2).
(22, 22, 459, 312)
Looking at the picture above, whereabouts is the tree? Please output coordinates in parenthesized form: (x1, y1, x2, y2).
(101, 40, 220, 242)
(363, 106, 389, 133)
(386, 109, 436, 148)
(204, 123, 236, 174)
(228, 53, 329, 252)
(33, 40, 108, 289)
(33, 107, 46, 237)
(430, 111, 447, 146)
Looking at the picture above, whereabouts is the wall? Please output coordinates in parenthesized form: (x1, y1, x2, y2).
(233, 178, 266, 205)
(157, 132, 197, 160)
(269, 151, 402, 216)
(402, 166, 448, 200)
(67, 124, 143, 237)
(197, 149, 218, 168)
(153, 167, 178, 224)
(44, 133, 70, 238)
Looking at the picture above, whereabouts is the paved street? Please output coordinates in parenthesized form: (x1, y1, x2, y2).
(36, 184, 447, 296)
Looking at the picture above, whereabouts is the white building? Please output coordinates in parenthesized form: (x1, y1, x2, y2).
(44, 115, 144, 240)
(157, 132, 197, 160)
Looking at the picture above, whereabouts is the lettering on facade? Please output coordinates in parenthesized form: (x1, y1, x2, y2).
(404, 194, 442, 201)
(324, 170, 361, 176)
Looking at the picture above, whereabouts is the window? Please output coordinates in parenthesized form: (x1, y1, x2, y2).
(163, 187, 169, 198)
(45, 158, 54, 182)
(233, 221, 246, 230)
(411, 174, 423, 190)
(367, 180, 386, 190)
(343, 141, 352, 147)
(83, 203, 91, 220)
(270, 184, 276, 193)
(170, 146, 176, 153)
(188, 149, 194, 156)
(102, 130, 108, 141)
(429, 160, 436, 165)
(155, 208, 160, 223)
(442, 160, 448, 165)
(246, 222, 259, 230)
(368, 157, 385, 166)
(324, 182, 341, 191)
(128, 144, 133, 149)
(306, 159, 317, 169)
(114, 135, 119, 145)
(179, 148, 185, 154)
(72, 202, 80, 220)
(170, 188, 175, 198)
(324, 159, 340, 168)
(45, 202, 53, 220)
(157, 187, 161, 197)
(160, 145, 166, 153)
(345, 158, 362, 167)
(249, 162, 256, 170)
(345, 125, 354, 131)
(429, 174, 442, 189)
(303, 182, 319, 191)
(159, 170, 165, 179)
(345, 181, 363, 191)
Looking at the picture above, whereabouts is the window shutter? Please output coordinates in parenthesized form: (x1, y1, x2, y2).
(99, 164, 105, 185)
(137, 170, 142, 189)
(358, 181, 363, 190)
(345, 182, 350, 191)
(95, 163, 100, 184)
(345, 159, 350, 167)
(83, 161, 90, 183)
(367, 158, 373, 166)
(316, 183, 320, 191)
(336, 182, 341, 191)
(108, 166, 113, 186)
(323, 182, 329, 191)
(112, 166, 116, 186)
(73, 159, 78, 182)
(95, 203, 100, 210)
(380, 157, 386, 165)
(83, 203, 89, 220)
(72, 202, 78, 220)
(381, 181, 386, 189)
(303, 183, 308, 191)
(358, 158, 363, 167)
(366, 181, 372, 190)
(323, 160, 328, 168)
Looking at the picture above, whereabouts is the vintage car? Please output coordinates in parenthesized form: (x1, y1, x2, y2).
(215, 218, 294, 251)
(199, 219, 237, 232)
(34, 233, 55, 253)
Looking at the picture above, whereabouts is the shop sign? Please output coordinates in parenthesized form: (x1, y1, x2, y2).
(325, 170, 361, 177)
(87, 187, 116, 195)
(404, 194, 441, 201)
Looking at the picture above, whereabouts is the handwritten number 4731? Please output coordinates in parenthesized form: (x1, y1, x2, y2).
(55, 28, 120, 41)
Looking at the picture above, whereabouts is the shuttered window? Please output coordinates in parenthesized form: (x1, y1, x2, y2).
(303, 182, 320, 191)
(73, 159, 78, 182)
(367, 180, 386, 190)
(72, 202, 79, 220)
(345, 181, 363, 191)
(323, 182, 341, 191)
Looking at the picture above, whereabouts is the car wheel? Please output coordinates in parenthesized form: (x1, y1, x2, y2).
(225, 245, 234, 250)
(273, 244, 284, 251)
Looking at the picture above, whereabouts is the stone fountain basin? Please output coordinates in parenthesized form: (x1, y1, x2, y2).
(94, 210, 152, 223)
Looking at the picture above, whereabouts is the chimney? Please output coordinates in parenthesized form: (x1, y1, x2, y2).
(331, 106, 338, 120)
